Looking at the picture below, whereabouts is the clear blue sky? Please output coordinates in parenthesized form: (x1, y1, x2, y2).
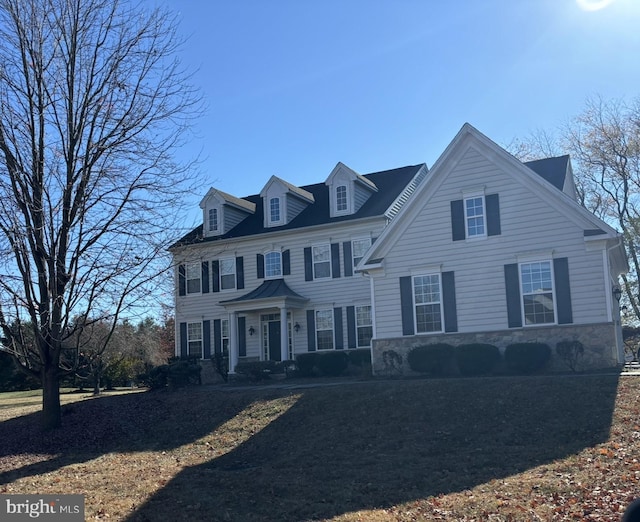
(157, 0, 640, 230)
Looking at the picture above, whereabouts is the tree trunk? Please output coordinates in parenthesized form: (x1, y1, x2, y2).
(42, 365, 61, 430)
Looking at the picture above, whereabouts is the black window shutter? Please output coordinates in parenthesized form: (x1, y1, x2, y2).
(346, 306, 356, 348)
(211, 260, 220, 293)
(442, 271, 458, 333)
(486, 194, 501, 237)
(213, 319, 222, 355)
(202, 262, 210, 293)
(179, 322, 187, 357)
(203, 320, 211, 359)
(306, 309, 316, 351)
(257, 254, 264, 279)
(504, 263, 523, 328)
(343, 241, 353, 277)
(236, 257, 244, 289)
(282, 250, 291, 276)
(451, 199, 465, 241)
(238, 316, 246, 357)
(178, 264, 186, 296)
(334, 307, 344, 349)
(554, 257, 573, 324)
(304, 247, 313, 281)
(331, 243, 341, 278)
(399, 276, 415, 335)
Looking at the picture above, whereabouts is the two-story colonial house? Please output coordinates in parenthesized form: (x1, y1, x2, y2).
(170, 123, 627, 375)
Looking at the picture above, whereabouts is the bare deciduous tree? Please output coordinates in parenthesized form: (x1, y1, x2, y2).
(0, 0, 201, 429)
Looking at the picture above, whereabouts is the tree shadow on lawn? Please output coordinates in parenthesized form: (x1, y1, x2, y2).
(0, 387, 259, 486)
(126, 374, 621, 522)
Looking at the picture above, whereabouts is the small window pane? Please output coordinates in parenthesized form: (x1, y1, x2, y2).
(413, 274, 442, 333)
(336, 185, 348, 212)
(220, 258, 236, 290)
(186, 263, 201, 294)
(465, 196, 485, 237)
(187, 322, 202, 357)
(316, 309, 334, 350)
(313, 245, 331, 279)
(208, 208, 218, 232)
(270, 197, 280, 223)
(265, 251, 282, 278)
(355, 305, 372, 347)
(352, 238, 372, 267)
(521, 261, 555, 325)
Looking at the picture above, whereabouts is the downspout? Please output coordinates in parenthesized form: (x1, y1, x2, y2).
(363, 271, 377, 375)
(605, 239, 624, 365)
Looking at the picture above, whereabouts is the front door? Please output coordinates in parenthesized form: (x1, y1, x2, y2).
(268, 320, 281, 361)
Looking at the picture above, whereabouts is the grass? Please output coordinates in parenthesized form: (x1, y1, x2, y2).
(0, 374, 637, 521)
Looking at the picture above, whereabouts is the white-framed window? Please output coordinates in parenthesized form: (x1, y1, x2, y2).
(220, 257, 236, 290)
(187, 322, 203, 358)
(352, 238, 372, 268)
(208, 208, 218, 232)
(464, 195, 486, 238)
(185, 263, 201, 294)
(355, 305, 373, 347)
(265, 251, 282, 278)
(313, 244, 331, 279)
(315, 309, 334, 350)
(269, 197, 281, 224)
(221, 319, 230, 356)
(520, 261, 555, 325)
(413, 274, 443, 333)
(336, 185, 348, 212)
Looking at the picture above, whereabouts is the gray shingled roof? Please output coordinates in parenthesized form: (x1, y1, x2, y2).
(171, 164, 425, 248)
(524, 155, 570, 191)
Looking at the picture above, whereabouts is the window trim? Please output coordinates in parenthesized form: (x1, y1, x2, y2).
(463, 193, 487, 239)
(519, 260, 557, 326)
(264, 250, 283, 279)
(269, 196, 282, 225)
(185, 262, 201, 295)
(220, 318, 230, 356)
(219, 256, 236, 291)
(352, 237, 372, 269)
(208, 207, 219, 233)
(412, 273, 444, 334)
(355, 304, 373, 348)
(312, 244, 332, 280)
(335, 184, 349, 214)
(315, 308, 334, 350)
(187, 321, 203, 358)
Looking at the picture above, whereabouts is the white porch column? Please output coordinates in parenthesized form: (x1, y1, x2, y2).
(280, 307, 289, 362)
(229, 311, 239, 374)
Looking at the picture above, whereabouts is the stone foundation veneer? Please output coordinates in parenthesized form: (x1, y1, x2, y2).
(371, 323, 621, 376)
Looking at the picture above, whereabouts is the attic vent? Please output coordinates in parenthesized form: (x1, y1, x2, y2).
(387, 166, 429, 219)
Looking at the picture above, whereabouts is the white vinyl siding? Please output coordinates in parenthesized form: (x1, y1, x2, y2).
(372, 146, 610, 338)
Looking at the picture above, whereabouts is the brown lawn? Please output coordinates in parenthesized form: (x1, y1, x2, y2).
(0, 374, 638, 521)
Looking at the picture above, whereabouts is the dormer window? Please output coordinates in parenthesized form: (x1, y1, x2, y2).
(336, 185, 348, 213)
(208, 208, 218, 232)
(269, 197, 281, 224)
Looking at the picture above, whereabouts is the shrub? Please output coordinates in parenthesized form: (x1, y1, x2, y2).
(556, 340, 584, 373)
(212, 353, 229, 382)
(347, 349, 371, 368)
(315, 351, 349, 377)
(504, 342, 551, 374)
(296, 353, 318, 377)
(234, 360, 280, 381)
(167, 360, 202, 388)
(144, 364, 169, 390)
(455, 343, 501, 376)
(407, 343, 455, 376)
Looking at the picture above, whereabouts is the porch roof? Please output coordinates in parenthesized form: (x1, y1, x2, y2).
(219, 278, 309, 312)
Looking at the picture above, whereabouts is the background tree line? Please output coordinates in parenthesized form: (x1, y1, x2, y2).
(0, 314, 174, 392)
(508, 95, 640, 325)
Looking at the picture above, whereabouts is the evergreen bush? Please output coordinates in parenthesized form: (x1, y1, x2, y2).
(315, 351, 349, 377)
(455, 343, 501, 376)
(504, 342, 551, 374)
(295, 353, 318, 377)
(407, 343, 455, 376)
